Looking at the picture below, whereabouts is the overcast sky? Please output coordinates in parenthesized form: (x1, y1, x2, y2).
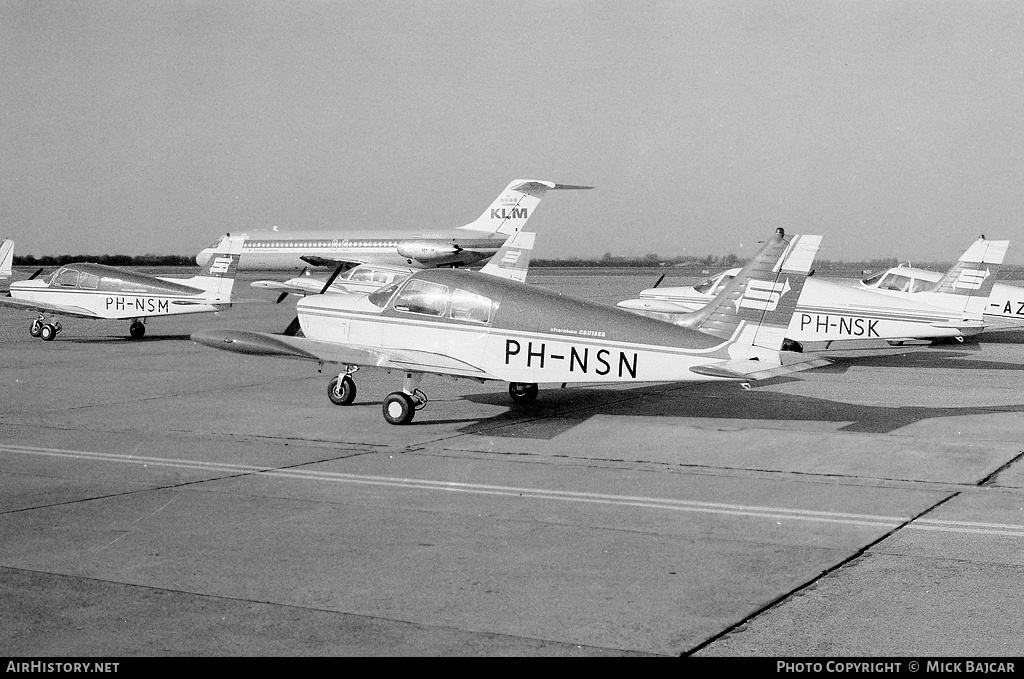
(2, 1, 1022, 263)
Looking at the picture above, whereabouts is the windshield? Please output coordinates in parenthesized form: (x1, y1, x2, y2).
(368, 281, 402, 308)
(861, 271, 885, 287)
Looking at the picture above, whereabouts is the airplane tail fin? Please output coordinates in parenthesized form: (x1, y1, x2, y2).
(456, 179, 593, 237)
(676, 229, 822, 361)
(479, 231, 536, 282)
(0, 239, 13, 278)
(927, 237, 1009, 316)
(182, 235, 245, 299)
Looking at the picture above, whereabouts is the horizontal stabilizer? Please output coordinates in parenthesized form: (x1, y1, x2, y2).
(689, 357, 831, 381)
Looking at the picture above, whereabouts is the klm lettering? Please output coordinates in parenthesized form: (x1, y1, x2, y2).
(105, 297, 169, 313)
(799, 314, 879, 337)
(491, 208, 528, 220)
(504, 339, 638, 378)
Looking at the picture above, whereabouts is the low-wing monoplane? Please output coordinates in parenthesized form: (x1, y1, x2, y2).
(2, 235, 245, 340)
(858, 238, 1022, 329)
(618, 237, 1010, 350)
(196, 179, 591, 271)
(191, 229, 826, 425)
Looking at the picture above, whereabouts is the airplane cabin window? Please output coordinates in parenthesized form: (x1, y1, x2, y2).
(909, 278, 928, 293)
(393, 279, 449, 316)
(54, 268, 80, 288)
(79, 272, 99, 290)
(449, 288, 494, 324)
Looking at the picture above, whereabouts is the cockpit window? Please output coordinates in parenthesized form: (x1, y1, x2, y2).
(861, 272, 885, 287)
(393, 279, 449, 316)
(449, 288, 495, 324)
(368, 281, 402, 308)
(878, 273, 912, 292)
(54, 268, 80, 288)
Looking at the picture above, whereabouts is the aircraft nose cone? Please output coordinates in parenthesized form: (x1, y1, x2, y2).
(196, 250, 211, 267)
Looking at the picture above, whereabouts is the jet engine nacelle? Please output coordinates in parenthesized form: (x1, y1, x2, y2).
(397, 240, 463, 265)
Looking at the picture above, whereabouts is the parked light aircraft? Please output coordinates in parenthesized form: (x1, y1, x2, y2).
(196, 179, 591, 271)
(250, 231, 539, 303)
(191, 228, 827, 425)
(858, 239, 1022, 329)
(0, 239, 12, 284)
(2, 235, 245, 341)
(617, 237, 1009, 351)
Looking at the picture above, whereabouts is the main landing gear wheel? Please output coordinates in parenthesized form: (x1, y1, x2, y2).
(508, 382, 539, 404)
(129, 321, 146, 339)
(30, 319, 43, 337)
(327, 375, 357, 406)
(39, 324, 58, 341)
(383, 392, 416, 425)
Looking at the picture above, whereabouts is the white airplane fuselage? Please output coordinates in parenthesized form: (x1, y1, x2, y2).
(858, 266, 1024, 327)
(8, 265, 230, 320)
(201, 229, 505, 271)
(623, 271, 984, 345)
(296, 270, 751, 386)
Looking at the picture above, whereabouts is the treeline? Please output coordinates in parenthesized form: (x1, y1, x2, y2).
(13, 254, 196, 267)
(532, 254, 912, 273)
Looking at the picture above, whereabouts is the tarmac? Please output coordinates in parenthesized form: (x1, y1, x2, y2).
(1, 270, 1023, 657)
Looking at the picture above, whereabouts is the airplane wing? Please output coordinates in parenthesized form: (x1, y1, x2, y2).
(250, 278, 326, 294)
(0, 295, 100, 319)
(300, 255, 364, 269)
(190, 329, 489, 378)
(689, 356, 832, 381)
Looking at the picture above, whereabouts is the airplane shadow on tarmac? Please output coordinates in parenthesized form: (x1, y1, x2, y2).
(455, 354, 1024, 440)
(60, 334, 194, 344)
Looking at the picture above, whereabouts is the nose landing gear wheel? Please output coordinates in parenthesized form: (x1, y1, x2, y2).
(39, 324, 57, 341)
(383, 392, 416, 425)
(508, 382, 539, 404)
(30, 319, 43, 337)
(327, 375, 357, 405)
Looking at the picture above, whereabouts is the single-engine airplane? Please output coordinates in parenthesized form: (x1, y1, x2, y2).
(618, 237, 1010, 351)
(191, 228, 827, 425)
(196, 179, 591, 271)
(858, 238, 1022, 329)
(2, 235, 245, 341)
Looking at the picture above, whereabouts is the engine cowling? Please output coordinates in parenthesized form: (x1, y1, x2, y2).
(396, 240, 462, 265)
